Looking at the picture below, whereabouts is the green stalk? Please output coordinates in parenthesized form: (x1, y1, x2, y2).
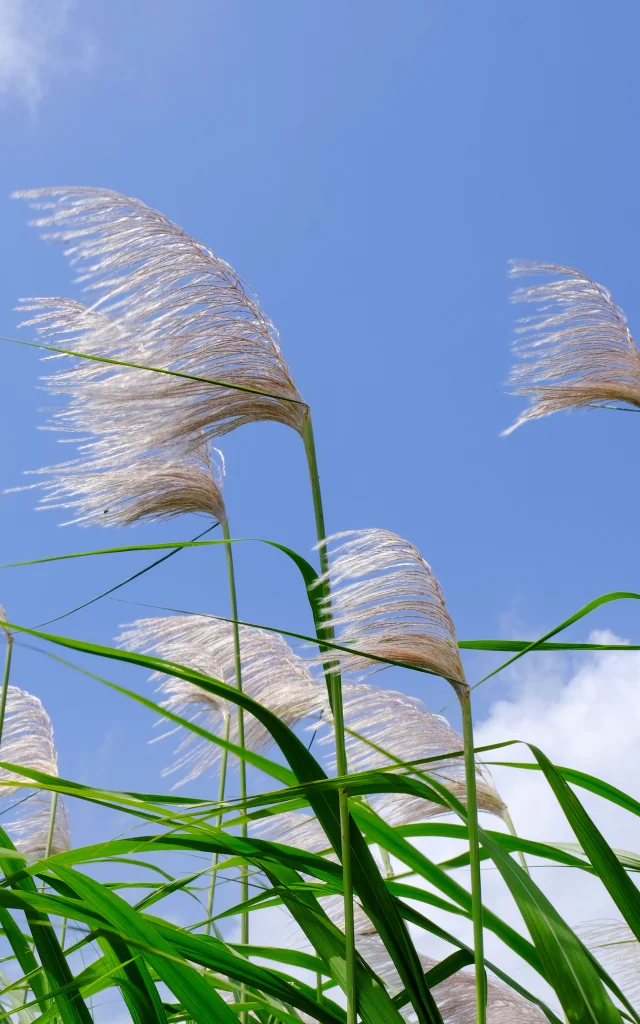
(206, 713, 231, 934)
(40, 791, 59, 899)
(459, 686, 486, 1024)
(222, 518, 248, 1021)
(0, 633, 14, 746)
(302, 412, 357, 1024)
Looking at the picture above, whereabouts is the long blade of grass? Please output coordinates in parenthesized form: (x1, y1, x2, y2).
(1, 620, 444, 1024)
(0, 333, 307, 405)
(36, 523, 219, 628)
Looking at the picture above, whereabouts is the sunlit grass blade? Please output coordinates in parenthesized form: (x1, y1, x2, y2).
(2, 620, 444, 1024)
(529, 745, 640, 941)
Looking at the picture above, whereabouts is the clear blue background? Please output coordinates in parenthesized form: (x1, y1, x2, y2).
(1, 1, 639, 851)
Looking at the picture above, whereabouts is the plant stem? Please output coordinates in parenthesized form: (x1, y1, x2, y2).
(302, 412, 357, 1024)
(459, 686, 486, 1024)
(206, 714, 231, 934)
(0, 636, 14, 746)
(222, 518, 248, 1021)
(40, 791, 59, 897)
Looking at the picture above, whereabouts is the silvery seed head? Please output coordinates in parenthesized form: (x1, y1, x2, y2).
(314, 529, 466, 695)
(15, 188, 307, 462)
(21, 442, 228, 527)
(311, 680, 505, 821)
(0, 685, 70, 857)
(504, 261, 640, 434)
(118, 615, 325, 787)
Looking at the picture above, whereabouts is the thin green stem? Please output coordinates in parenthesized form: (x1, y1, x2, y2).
(302, 412, 357, 1024)
(222, 518, 248, 1022)
(459, 686, 486, 1024)
(206, 714, 231, 934)
(40, 791, 59, 896)
(0, 637, 14, 746)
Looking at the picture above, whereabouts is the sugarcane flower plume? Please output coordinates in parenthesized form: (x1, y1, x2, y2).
(312, 681, 505, 822)
(16, 441, 228, 528)
(358, 936, 547, 1022)
(15, 188, 307, 460)
(255, 810, 333, 856)
(0, 685, 70, 857)
(314, 529, 466, 695)
(504, 261, 640, 434)
(577, 919, 640, 1010)
(118, 615, 325, 786)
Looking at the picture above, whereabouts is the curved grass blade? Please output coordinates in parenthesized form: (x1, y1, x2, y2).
(468, 591, 640, 691)
(529, 745, 640, 942)
(0, 827, 93, 1024)
(52, 865, 239, 1024)
(36, 523, 219, 628)
(1, 620, 443, 1024)
(0, 333, 307, 406)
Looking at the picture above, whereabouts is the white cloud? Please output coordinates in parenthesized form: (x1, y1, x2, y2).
(0, 0, 95, 109)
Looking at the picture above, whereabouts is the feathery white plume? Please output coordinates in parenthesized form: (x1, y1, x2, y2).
(504, 261, 640, 434)
(21, 443, 228, 527)
(0, 686, 70, 857)
(577, 919, 640, 1009)
(314, 530, 466, 693)
(118, 615, 325, 786)
(15, 188, 307, 459)
(254, 811, 333, 855)
(312, 681, 505, 820)
(357, 936, 547, 1022)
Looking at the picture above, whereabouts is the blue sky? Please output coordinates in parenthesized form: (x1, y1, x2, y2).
(1, 0, 640, 929)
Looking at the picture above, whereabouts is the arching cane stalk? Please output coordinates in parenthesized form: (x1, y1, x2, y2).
(301, 413, 357, 1024)
(314, 529, 488, 1024)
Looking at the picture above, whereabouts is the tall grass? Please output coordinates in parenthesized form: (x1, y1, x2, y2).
(0, 202, 636, 1023)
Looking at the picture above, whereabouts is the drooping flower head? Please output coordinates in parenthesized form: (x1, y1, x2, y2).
(0, 685, 70, 857)
(15, 188, 307, 460)
(20, 442, 228, 527)
(358, 936, 548, 1022)
(313, 681, 505, 821)
(504, 261, 640, 434)
(315, 529, 466, 695)
(118, 615, 324, 787)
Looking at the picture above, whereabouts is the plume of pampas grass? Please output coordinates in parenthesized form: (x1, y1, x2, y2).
(255, 810, 333, 855)
(356, 936, 547, 1023)
(9, 791, 70, 859)
(118, 615, 325, 786)
(0, 685, 70, 857)
(577, 919, 640, 1009)
(504, 261, 640, 434)
(15, 188, 307, 460)
(314, 530, 466, 694)
(312, 681, 505, 821)
(17, 443, 228, 527)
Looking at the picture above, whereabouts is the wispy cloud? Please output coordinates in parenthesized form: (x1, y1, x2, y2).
(0, 0, 95, 109)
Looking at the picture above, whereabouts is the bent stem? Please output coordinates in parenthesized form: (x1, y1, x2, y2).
(302, 412, 357, 1024)
(206, 713, 231, 934)
(458, 685, 486, 1024)
(222, 518, 248, 1020)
